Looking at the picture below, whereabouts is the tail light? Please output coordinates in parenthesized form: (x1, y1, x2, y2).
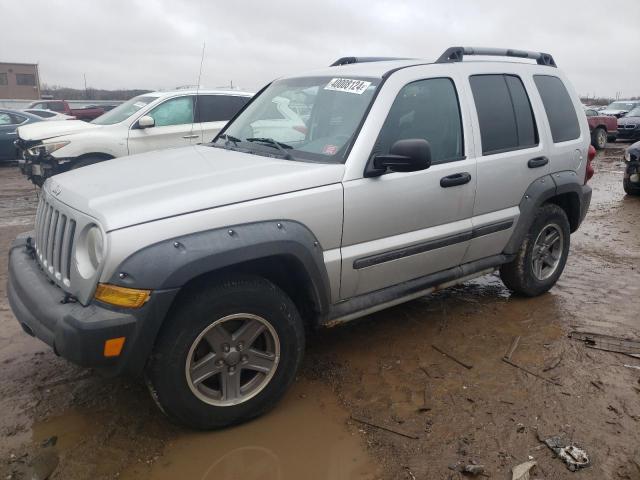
(585, 145, 596, 184)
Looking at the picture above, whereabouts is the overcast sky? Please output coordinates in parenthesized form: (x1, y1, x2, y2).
(3, 0, 639, 98)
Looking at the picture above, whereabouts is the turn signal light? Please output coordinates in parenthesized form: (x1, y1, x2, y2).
(94, 284, 151, 308)
(104, 337, 126, 357)
(585, 145, 596, 184)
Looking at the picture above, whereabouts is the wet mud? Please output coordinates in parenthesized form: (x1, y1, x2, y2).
(1, 146, 639, 479)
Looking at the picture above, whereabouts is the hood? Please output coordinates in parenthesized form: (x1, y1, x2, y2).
(619, 115, 640, 125)
(17, 119, 98, 141)
(600, 109, 627, 117)
(47, 145, 345, 231)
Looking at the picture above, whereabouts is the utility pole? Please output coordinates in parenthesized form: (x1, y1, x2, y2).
(84, 73, 88, 100)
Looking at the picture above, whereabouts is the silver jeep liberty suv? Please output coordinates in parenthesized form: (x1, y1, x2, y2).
(8, 47, 593, 429)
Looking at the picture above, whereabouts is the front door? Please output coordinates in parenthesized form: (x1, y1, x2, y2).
(340, 76, 477, 299)
(128, 95, 197, 155)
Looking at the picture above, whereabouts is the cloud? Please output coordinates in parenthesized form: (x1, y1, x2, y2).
(3, 0, 638, 97)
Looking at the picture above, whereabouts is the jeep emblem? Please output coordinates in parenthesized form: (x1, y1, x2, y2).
(51, 182, 62, 196)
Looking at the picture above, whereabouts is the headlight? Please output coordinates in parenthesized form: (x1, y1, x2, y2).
(76, 224, 105, 278)
(27, 141, 70, 156)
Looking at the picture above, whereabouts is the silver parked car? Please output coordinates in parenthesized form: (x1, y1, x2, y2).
(8, 47, 593, 429)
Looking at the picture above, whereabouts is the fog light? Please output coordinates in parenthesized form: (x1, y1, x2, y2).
(94, 284, 151, 308)
(104, 337, 126, 357)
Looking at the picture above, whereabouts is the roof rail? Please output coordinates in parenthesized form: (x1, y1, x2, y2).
(330, 57, 411, 67)
(436, 47, 556, 67)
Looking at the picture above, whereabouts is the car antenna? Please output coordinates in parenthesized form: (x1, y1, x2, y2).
(190, 41, 206, 139)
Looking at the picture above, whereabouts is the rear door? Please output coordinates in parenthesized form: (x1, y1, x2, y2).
(195, 94, 250, 143)
(340, 72, 477, 299)
(461, 70, 549, 263)
(127, 95, 196, 155)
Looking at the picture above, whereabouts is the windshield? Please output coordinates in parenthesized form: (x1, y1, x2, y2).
(607, 101, 638, 111)
(214, 76, 380, 163)
(626, 107, 640, 117)
(91, 95, 157, 125)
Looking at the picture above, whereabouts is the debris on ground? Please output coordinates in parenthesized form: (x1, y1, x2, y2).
(624, 364, 640, 371)
(28, 448, 59, 480)
(511, 460, 537, 480)
(350, 415, 420, 440)
(462, 464, 486, 476)
(542, 356, 562, 372)
(502, 357, 562, 386)
(503, 335, 521, 361)
(432, 344, 473, 369)
(569, 331, 640, 359)
(540, 434, 590, 471)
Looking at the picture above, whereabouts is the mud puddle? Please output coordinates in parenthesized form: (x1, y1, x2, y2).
(121, 379, 380, 480)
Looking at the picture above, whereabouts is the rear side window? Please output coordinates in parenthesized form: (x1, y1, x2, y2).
(534, 75, 580, 143)
(373, 77, 464, 164)
(48, 102, 64, 112)
(196, 95, 249, 122)
(470, 74, 538, 155)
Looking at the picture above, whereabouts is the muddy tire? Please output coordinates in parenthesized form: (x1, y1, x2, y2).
(623, 178, 640, 196)
(591, 127, 607, 150)
(146, 274, 305, 430)
(500, 204, 570, 297)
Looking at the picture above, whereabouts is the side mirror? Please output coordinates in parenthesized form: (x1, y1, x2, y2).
(366, 139, 432, 177)
(137, 115, 155, 129)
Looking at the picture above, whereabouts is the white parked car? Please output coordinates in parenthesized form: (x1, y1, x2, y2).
(16, 89, 253, 185)
(23, 108, 76, 121)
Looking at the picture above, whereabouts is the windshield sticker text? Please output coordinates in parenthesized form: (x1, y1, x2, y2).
(324, 78, 371, 95)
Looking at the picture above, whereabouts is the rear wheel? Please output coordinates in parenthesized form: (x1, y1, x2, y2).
(71, 156, 107, 170)
(147, 275, 305, 429)
(500, 204, 570, 297)
(591, 127, 607, 150)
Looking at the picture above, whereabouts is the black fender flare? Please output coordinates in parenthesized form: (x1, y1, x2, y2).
(503, 173, 591, 255)
(107, 220, 331, 316)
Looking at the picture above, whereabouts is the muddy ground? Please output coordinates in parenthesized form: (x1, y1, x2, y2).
(1, 144, 639, 480)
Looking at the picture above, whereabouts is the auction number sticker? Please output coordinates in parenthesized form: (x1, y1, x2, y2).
(324, 78, 371, 95)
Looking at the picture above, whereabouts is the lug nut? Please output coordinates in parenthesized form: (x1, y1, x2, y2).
(216, 359, 224, 366)
(237, 342, 244, 351)
(241, 355, 248, 363)
(228, 366, 236, 373)
(222, 344, 230, 353)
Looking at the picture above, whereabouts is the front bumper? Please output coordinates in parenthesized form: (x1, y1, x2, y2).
(7, 233, 178, 375)
(617, 130, 640, 140)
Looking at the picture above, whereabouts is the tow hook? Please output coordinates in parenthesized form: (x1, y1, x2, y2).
(61, 293, 78, 304)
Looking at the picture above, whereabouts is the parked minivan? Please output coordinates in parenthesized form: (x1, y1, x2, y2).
(15, 89, 253, 185)
(8, 47, 593, 429)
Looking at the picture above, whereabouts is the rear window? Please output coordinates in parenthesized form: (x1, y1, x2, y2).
(534, 75, 580, 143)
(196, 95, 249, 122)
(470, 74, 538, 155)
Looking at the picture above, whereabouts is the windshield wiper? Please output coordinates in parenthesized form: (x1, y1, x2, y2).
(246, 137, 294, 160)
(218, 133, 241, 147)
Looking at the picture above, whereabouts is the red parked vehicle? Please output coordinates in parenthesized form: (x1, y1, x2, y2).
(585, 107, 617, 149)
(27, 100, 105, 121)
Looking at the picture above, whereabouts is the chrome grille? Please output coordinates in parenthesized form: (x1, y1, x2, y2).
(34, 194, 76, 288)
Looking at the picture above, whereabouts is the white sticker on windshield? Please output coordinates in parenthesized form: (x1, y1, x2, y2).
(324, 78, 372, 95)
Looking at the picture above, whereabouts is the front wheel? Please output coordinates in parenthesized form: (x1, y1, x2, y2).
(147, 275, 305, 429)
(623, 177, 640, 196)
(500, 204, 570, 297)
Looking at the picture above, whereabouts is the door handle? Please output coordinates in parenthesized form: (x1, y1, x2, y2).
(527, 156, 549, 168)
(440, 172, 471, 188)
(182, 134, 200, 139)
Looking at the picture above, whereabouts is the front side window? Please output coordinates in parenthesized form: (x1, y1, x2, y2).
(216, 76, 380, 163)
(92, 95, 157, 125)
(534, 75, 580, 143)
(373, 78, 464, 164)
(196, 95, 250, 123)
(16, 73, 36, 86)
(470, 74, 538, 155)
(0, 113, 13, 125)
(148, 96, 194, 127)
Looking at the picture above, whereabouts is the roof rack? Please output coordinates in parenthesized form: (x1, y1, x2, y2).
(330, 57, 411, 67)
(436, 47, 556, 67)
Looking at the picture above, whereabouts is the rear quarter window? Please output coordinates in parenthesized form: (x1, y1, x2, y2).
(533, 75, 580, 143)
